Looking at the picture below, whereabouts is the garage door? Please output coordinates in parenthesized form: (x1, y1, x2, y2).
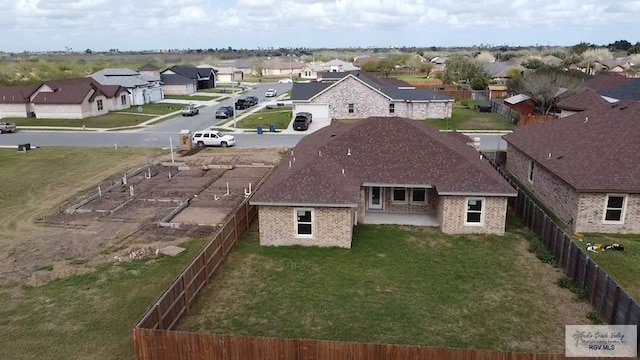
(294, 103, 329, 120)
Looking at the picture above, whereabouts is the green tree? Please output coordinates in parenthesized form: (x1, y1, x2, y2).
(506, 68, 523, 78)
(627, 42, 640, 55)
(360, 60, 381, 72)
(419, 63, 433, 74)
(377, 58, 396, 77)
(508, 67, 584, 115)
(442, 54, 488, 84)
(522, 58, 545, 70)
(470, 76, 488, 90)
(571, 42, 591, 55)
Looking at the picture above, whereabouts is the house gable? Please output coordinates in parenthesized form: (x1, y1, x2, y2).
(312, 76, 391, 119)
(308, 74, 392, 102)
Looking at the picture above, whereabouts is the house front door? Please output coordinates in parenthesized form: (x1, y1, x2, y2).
(368, 187, 383, 210)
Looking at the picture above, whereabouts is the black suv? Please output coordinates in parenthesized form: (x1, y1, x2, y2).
(235, 98, 249, 110)
(215, 105, 234, 119)
(293, 112, 313, 131)
(245, 96, 259, 106)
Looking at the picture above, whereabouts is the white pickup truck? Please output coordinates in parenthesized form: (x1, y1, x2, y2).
(0, 122, 17, 133)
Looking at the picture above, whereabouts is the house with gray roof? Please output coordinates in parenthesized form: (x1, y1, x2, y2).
(504, 100, 640, 234)
(160, 73, 197, 95)
(90, 68, 163, 105)
(291, 71, 453, 120)
(300, 59, 360, 79)
(250, 117, 516, 248)
(161, 65, 216, 90)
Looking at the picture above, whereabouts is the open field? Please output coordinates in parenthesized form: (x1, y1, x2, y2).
(425, 102, 516, 130)
(0, 146, 284, 360)
(236, 108, 292, 130)
(117, 102, 183, 115)
(6, 112, 154, 128)
(164, 95, 218, 101)
(178, 217, 592, 353)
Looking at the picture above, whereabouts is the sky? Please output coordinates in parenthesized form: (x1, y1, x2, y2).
(1, 0, 640, 52)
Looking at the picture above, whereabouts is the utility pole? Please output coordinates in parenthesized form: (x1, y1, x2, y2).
(232, 64, 236, 128)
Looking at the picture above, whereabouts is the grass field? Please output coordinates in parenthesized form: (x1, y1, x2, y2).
(179, 219, 591, 352)
(6, 112, 152, 128)
(236, 108, 292, 130)
(163, 95, 217, 101)
(425, 102, 515, 130)
(393, 75, 439, 82)
(0, 240, 204, 360)
(117, 102, 183, 115)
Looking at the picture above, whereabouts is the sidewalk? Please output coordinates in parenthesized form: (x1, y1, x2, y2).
(215, 94, 291, 132)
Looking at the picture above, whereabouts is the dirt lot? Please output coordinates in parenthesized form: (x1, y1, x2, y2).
(0, 147, 283, 286)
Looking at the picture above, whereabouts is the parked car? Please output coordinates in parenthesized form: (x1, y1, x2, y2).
(0, 122, 17, 133)
(293, 112, 313, 131)
(235, 98, 250, 110)
(215, 106, 234, 119)
(278, 78, 293, 84)
(265, 89, 278, 97)
(181, 105, 199, 116)
(192, 130, 236, 148)
(245, 96, 259, 106)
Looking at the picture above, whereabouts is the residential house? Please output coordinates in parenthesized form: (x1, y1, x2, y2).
(260, 57, 306, 77)
(161, 65, 216, 90)
(138, 64, 161, 80)
(582, 73, 640, 102)
(160, 73, 197, 95)
(0, 78, 130, 119)
(483, 60, 524, 83)
(250, 117, 517, 248)
(90, 68, 163, 105)
(556, 88, 611, 118)
(353, 55, 386, 67)
(503, 100, 640, 234)
(488, 85, 509, 100)
(226, 58, 256, 75)
(430, 57, 447, 73)
(210, 66, 244, 83)
(300, 59, 359, 79)
(540, 55, 563, 67)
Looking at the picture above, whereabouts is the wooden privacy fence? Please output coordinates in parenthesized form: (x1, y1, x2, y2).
(486, 160, 640, 348)
(491, 100, 520, 124)
(519, 114, 558, 126)
(133, 329, 601, 360)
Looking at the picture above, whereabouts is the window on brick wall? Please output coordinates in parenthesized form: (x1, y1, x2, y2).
(389, 103, 395, 114)
(465, 197, 485, 226)
(348, 103, 354, 113)
(97, 99, 104, 111)
(411, 189, 426, 204)
(603, 195, 626, 223)
(121, 94, 127, 105)
(528, 160, 535, 183)
(295, 208, 313, 237)
(392, 188, 407, 203)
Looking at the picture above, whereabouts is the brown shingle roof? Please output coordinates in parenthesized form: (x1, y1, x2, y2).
(0, 85, 39, 104)
(557, 88, 611, 111)
(251, 117, 515, 206)
(32, 78, 127, 105)
(583, 73, 635, 92)
(503, 100, 640, 193)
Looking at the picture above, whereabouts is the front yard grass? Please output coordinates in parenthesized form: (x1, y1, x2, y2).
(117, 102, 183, 115)
(179, 220, 591, 352)
(8, 112, 153, 128)
(425, 101, 515, 131)
(236, 108, 292, 130)
(163, 95, 217, 101)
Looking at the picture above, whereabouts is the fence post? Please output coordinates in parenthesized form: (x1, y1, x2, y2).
(183, 275, 189, 312)
(590, 265, 600, 305)
(245, 202, 250, 229)
(610, 286, 621, 324)
(155, 304, 163, 330)
(599, 275, 609, 315)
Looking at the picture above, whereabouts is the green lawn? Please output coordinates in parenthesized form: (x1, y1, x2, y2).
(0, 240, 205, 360)
(425, 102, 515, 131)
(7, 112, 153, 128)
(179, 220, 588, 352)
(236, 109, 292, 130)
(576, 234, 640, 301)
(163, 95, 217, 101)
(117, 102, 184, 115)
(199, 88, 240, 94)
(393, 75, 437, 82)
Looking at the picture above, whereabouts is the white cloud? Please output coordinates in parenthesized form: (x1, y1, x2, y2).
(0, 0, 639, 51)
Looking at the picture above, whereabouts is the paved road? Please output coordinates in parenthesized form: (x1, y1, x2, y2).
(150, 82, 293, 133)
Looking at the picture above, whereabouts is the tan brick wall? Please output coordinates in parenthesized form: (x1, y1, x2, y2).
(258, 206, 353, 248)
(439, 196, 508, 235)
(33, 104, 85, 119)
(575, 193, 640, 233)
(382, 187, 437, 213)
(311, 76, 452, 120)
(357, 188, 366, 224)
(506, 145, 580, 227)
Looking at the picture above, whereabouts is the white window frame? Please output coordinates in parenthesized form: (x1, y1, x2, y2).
(97, 99, 104, 111)
(410, 188, 427, 204)
(294, 208, 314, 238)
(392, 188, 407, 204)
(464, 197, 485, 226)
(527, 160, 535, 183)
(120, 94, 127, 105)
(603, 194, 627, 224)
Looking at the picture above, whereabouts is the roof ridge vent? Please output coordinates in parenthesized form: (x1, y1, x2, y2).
(347, 148, 351, 156)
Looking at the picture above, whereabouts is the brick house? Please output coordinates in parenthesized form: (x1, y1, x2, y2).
(503, 100, 640, 234)
(556, 88, 613, 118)
(291, 71, 453, 121)
(0, 78, 129, 119)
(250, 117, 516, 248)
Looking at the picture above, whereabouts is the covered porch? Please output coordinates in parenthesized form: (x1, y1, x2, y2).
(362, 211, 439, 227)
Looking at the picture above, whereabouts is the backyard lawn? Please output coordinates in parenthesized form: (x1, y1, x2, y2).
(7, 112, 153, 128)
(163, 95, 218, 101)
(179, 220, 591, 353)
(236, 108, 292, 130)
(425, 102, 515, 130)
